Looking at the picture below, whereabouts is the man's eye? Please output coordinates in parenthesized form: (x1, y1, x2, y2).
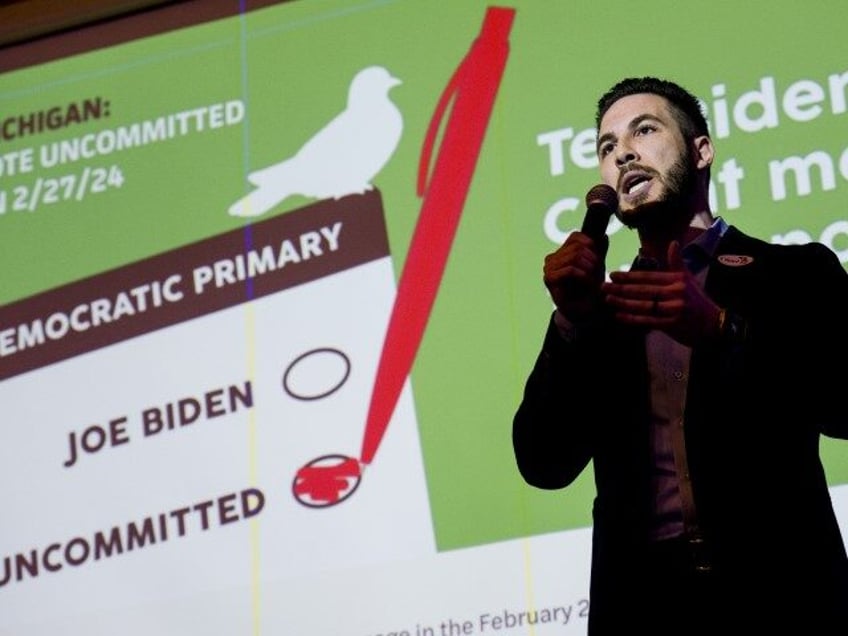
(599, 143, 613, 157)
(636, 125, 655, 135)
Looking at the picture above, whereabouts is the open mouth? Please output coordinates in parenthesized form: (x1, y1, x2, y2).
(620, 171, 654, 197)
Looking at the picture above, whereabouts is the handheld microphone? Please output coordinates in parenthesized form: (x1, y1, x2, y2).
(581, 183, 617, 242)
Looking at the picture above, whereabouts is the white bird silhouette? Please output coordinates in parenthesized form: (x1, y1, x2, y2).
(229, 66, 403, 218)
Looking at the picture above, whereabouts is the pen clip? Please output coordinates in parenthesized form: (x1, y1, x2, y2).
(416, 56, 466, 197)
(416, 7, 514, 198)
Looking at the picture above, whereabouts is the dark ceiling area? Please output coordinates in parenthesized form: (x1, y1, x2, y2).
(0, 0, 183, 50)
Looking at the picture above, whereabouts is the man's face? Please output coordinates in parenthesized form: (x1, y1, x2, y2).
(596, 93, 695, 230)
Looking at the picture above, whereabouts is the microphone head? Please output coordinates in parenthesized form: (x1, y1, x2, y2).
(585, 183, 618, 211)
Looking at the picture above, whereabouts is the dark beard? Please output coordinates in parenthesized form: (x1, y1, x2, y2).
(616, 153, 696, 233)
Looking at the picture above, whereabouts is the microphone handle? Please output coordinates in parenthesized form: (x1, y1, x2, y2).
(581, 202, 612, 243)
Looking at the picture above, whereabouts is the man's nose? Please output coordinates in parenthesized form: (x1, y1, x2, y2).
(615, 144, 638, 166)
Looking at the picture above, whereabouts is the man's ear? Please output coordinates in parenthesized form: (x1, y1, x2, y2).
(692, 135, 715, 170)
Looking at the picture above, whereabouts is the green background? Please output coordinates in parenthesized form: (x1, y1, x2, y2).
(1, 0, 846, 551)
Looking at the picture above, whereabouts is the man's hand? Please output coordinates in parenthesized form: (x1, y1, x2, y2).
(543, 232, 608, 324)
(601, 240, 721, 346)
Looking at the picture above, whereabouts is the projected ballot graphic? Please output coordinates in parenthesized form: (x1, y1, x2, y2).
(1, 9, 512, 627)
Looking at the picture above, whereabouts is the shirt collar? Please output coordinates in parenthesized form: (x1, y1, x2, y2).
(683, 216, 727, 273)
(690, 216, 728, 258)
(632, 217, 728, 273)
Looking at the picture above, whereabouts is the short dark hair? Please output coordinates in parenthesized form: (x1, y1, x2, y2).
(595, 77, 709, 141)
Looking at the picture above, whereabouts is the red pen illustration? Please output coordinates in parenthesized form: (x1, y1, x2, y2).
(293, 6, 516, 507)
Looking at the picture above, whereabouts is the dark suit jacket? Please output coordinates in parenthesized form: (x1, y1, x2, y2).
(513, 227, 848, 633)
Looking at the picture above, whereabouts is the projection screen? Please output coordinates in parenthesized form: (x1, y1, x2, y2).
(2, 1, 846, 634)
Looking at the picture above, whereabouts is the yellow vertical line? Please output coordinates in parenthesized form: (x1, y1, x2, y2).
(521, 538, 537, 636)
(490, 80, 539, 636)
